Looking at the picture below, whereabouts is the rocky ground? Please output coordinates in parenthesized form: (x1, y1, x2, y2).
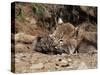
(11, 42, 97, 73)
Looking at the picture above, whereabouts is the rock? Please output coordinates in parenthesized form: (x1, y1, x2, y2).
(56, 59, 69, 67)
(61, 53, 66, 56)
(67, 60, 80, 69)
(15, 61, 31, 73)
(78, 62, 88, 69)
(60, 60, 69, 67)
(67, 58, 72, 62)
(25, 17, 30, 21)
(15, 58, 21, 63)
(31, 63, 44, 70)
(80, 6, 96, 17)
(25, 17, 37, 25)
(15, 32, 36, 43)
(61, 59, 68, 63)
(15, 43, 32, 52)
(30, 18, 37, 25)
(15, 53, 24, 58)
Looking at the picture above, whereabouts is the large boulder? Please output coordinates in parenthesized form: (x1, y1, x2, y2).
(15, 32, 37, 44)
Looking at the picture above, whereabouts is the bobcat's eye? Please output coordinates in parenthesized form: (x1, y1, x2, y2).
(60, 39, 63, 42)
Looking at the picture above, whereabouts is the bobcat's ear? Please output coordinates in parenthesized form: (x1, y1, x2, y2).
(75, 27, 78, 31)
(75, 26, 80, 33)
(58, 18, 63, 25)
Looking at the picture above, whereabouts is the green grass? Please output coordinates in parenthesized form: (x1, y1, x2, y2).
(32, 4, 45, 16)
(15, 8, 25, 21)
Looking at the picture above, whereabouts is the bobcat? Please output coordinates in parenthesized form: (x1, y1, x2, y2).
(71, 25, 97, 53)
(32, 22, 97, 54)
(32, 35, 65, 54)
(49, 22, 79, 54)
(51, 22, 97, 54)
(32, 35, 54, 54)
(50, 22, 76, 46)
(73, 26, 97, 49)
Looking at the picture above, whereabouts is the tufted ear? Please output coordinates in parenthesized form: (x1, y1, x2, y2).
(75, 26, 79, 31)
(58, 17, 63, 25)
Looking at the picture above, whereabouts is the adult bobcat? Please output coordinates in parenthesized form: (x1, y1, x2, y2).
(32, 22, 97, 54)
(49, 22, 78, 54)
(32, 23, 76, 54)
(51, 22, 97, 54)
(73, 26, 97, 53)
(32, 35, 65, 54)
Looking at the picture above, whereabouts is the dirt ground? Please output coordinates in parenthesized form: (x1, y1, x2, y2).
(12, 43, 97, 73)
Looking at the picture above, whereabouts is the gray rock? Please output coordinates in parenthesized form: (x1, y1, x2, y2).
(31, 63, 44, 69)
(78, 62, 88, 69)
